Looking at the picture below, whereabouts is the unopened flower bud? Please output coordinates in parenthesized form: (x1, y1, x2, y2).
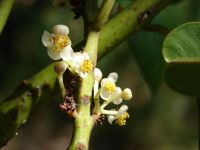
(118, 105, 128, 115)
(108, 115, 115, 124)
(53, 24, 69, 35)
(54, 61, 68, 74)
(94, 68, 102, 81)
(122, 88, 132, 100)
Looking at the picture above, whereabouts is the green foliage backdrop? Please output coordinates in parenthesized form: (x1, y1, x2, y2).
(0, 0, 200, 149)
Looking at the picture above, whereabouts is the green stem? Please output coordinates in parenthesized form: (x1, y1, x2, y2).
(68, 32, 99, 150)
(92, 98, 100, 114)
(57, 74, 66, 97)
(68, 1, 115, 149)
(92, 0, 116, 31)
(0, 0, 14, 34)
(67, 28, 100, 150)
(98, 0, 174, 59)
(68, 110, 94, 150)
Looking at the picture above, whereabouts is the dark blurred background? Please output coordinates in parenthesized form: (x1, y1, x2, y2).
(0, 0, 200, 149)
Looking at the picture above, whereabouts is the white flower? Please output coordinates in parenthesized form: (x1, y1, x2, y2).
(71, 52, 93, 78)
(100, 72, 118, 100)
(122, 88, 132, 100)
(42, 24, 74, 61)
(111, 87, 122, 105)
(107, 105, 129, 125)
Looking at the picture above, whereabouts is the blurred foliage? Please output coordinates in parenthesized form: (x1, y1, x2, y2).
(0, 0, 199, 150)
(116, 0, 134, 8)
(128, 31, 164, 92)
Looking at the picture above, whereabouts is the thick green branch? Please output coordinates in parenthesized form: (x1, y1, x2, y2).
(0, 64, 58, 147)
(0, 0, 14, 34)
(92, 0, 116, 31)
(98, 0, 174, 59)
(0, 0, 175, 148)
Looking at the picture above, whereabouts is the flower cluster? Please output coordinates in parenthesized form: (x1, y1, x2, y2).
(42, 24, 93, 78)
(93, 68, 133, 126)
(42, 25, 133, 126)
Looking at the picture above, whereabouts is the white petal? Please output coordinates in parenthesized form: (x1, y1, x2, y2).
(101, 78, 107, 87)
(42, 31, 53, 47)
(113, 98, 122, 105)
(93, 80, 99, 98)
(72, 52, 84, 66)
(108, 115, 116, 124)
(118, 105, 128, 115)
(82, 52, 89, 59)
(60, 46, 74, 61)
(100, 88, 111, 100)
(94, 68, 102, 81)
(79, 72, 88, 78)
(53, 24, 69, 35)
(68, 39, 72, 47)
(108, 72, 118, 82)
(115, 87, 122, 95)
(74, 67, 80, 74)
(111, 87, 122, 105)
(47, 48, 61, 60)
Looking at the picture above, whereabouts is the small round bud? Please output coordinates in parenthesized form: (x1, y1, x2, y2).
(54, 61, 68, 74)
(118, 105, 128, 115)
(122, 88, 132, 100)
(94, 68, 102, 81)
(53, 24, 69, 35)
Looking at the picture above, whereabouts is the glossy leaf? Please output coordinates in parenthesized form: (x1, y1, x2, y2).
(163, 22, 200, 97)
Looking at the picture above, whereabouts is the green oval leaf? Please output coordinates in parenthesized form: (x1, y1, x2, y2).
(163, 22, 200, 97)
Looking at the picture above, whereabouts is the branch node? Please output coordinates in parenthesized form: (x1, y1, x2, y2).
(81, 95, 90, 104)
(76, 142, 86, 150)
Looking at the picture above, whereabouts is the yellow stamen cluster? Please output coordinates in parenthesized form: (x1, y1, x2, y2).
(81, 60, 93, 73)
(115, 112, 129, 126)
(104, 81, 116, 92)
(52, 35, 70, 51)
